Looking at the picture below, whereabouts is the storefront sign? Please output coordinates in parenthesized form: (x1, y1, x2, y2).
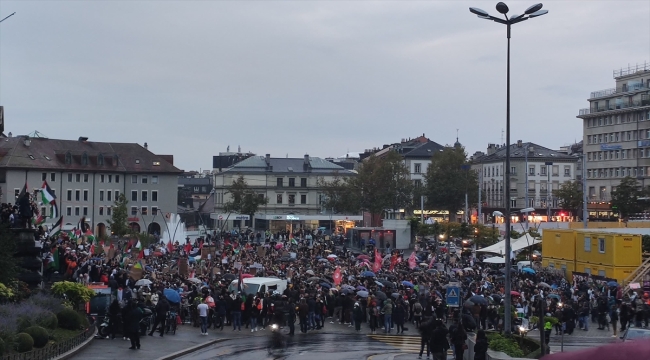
(286, 215, 300, 220)
(413, 210, 464, 215)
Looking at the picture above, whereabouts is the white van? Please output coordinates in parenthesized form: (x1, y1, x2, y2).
(228, 277, 288, 296)
(517, 261, 533, 272)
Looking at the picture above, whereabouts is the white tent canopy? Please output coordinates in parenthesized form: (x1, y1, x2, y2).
(476, 235, 540, 254)
(483, 256, 506, 264)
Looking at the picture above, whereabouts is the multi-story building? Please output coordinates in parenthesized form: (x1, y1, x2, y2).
(577, 63, 650, 219)
(471, 141, 579, 223)
(212, 154, 361, 232)
(0, 135, 181, 236)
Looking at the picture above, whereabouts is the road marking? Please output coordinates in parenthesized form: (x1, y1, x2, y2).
(368, 334, 453, 355)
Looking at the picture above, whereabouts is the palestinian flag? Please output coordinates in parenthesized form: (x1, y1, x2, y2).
(48, 247, 59, 270)
(33, 214, 45, 226)
(16, 182, 27, 203)
(50, 216, 63, 236)
(85, 229, 95, 243)
(40, 181, 58, 218)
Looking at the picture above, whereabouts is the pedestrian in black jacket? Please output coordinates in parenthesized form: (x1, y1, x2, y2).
(474, 330, 489, 360)
(127, 302, 144, 350)
(149, 295, 170, 336)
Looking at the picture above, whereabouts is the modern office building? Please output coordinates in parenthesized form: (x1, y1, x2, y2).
(577, 63, 650, 219)
(212, 154, 361, 232)
(471, 141, 579, 223)
(0, 135, 181, 236)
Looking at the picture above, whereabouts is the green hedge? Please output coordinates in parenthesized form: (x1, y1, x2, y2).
(24, 326, 49, 348)
(15, 333, 33, 353)
(56, 309, 83, 330)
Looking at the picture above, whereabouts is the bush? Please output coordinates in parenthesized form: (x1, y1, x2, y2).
(0, 337, 5, 356)
(51, 281, 95, 310)
(488, 333, 525, 358)
(56, 309, 83, 330)
(15, 333, 33, 353)
(37, 311, 58, 330)
(27, 293, 65, 314)
(24, 326, 49, 348)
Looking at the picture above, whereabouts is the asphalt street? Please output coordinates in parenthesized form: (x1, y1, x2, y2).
(177, 333, 453, 360)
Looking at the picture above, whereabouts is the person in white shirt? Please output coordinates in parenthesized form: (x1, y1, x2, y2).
(197, 299, 209, 335)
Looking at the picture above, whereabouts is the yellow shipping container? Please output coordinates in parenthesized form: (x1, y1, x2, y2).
(574, 261, 637, 283)
(574, 231, 641, 267)
(542, 229, 576, 261)
(542, 258, 575, 277)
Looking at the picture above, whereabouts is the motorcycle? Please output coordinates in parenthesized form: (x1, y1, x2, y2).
(267, 321, 286, 354)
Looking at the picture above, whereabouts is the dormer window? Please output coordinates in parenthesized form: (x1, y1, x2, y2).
(98, 153, 104, 166)
(113, 154, 119, 167)
(65, 152, 72, 165)
(82, 152, 89, 166)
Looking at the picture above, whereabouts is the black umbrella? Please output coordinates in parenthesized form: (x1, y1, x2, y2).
(222, 274, 236, 281)
(426, 269, 438, 274)
(463, 299, 475, 307)
(375, 291, 387, 301)
(490, 294, 502, 303)
(469, 295, 488, 305)
(461, 314, 477, 331)
(307, 277, 321, 282)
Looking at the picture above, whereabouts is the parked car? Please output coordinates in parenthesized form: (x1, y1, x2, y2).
(621, 328, 650, 342)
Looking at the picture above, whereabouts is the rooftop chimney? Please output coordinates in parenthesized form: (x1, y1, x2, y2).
(78, 136, 88, 142)
(23, 136, 30, 147)
(265, 154, 270, 165)
(517, 140, 522, 147)
(144, 142, 148, 150)
(304, 154, 310, 165)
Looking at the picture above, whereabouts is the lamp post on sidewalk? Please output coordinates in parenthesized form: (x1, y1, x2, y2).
(469, 2, 548, 336)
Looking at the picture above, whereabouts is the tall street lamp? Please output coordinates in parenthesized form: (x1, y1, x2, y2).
(469, 2, 548, 336)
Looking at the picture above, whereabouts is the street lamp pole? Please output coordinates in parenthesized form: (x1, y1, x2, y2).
(469, 2, 548, 336)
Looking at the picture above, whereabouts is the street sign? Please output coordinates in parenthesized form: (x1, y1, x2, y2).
(446, 283, 460, 307)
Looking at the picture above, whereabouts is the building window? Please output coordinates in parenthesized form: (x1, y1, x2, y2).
(67, 190, 72, 201)
(529, 165, 535, 175)
(115, 190, 119, 199)
(66, 207, 72, 216)
(288, 194, 295, 204)
(277, 178, 283, 187)
(74, 207, 80, 216)
(152, 207, 158, 216)
(132, 175, 138, 183)
(300, 194, 307, 204)
(75, 174, 81, 182)
(584, 237, 591, 252)
(131, 190, 137, 202)
(116, 175, 120, 183)
(598, 238, 605, 253)
(510, 199, 516, 207)
(67, 173, 73, 182)
(414, 179, 422, 187)
(141, 191, 148, 202)
(75, 190, 80, 201)
(152, 176, 158, 184)
(300, 178, 307, 187)
(107, 190, 112, 202)
(414, 163, 422, 173)
(564, 166, 571, 176)
(100, 191, 104, 201)
(83, 206, 88, 216)
(276, 194, 283, 204)
(142, 176, 148, 184)
(99, 207, 104, 216)
(152, 191, 158, 202)
(41, 172, 47, 181)
(598, 270, 606, 277)
(65, 152, 72, 165)
(541, 166, 546, 176)
(141, 207, 148, 216)
(288, 178, 295, 187)
(584, 268, 591, 275)
(107, 207, 112, 216)
(50, 173, 55, 182)
(131, 207, 138, 216)
(83, 190, 88, 201)
(510, 166, 516, 175)
(193, 186, 199, 192)
(98, 153, 104, 165)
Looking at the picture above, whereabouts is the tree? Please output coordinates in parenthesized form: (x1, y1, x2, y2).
(51, 281, 95, 309)
(611, 176, 645, 219)
(318, 151, 413, 225)
(423, 146, 478, 219)
(107, 193, 129, 237)
(0, 223, 17, 285)
(553, 180, 583, 216)
(223, 175, 269, 220)
(472, 224, 500, 248)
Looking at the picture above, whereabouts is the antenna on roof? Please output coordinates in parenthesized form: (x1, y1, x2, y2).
(501, 129, 504, 145)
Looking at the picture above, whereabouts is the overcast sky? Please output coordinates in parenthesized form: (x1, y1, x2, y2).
(1, 1, 648, 171)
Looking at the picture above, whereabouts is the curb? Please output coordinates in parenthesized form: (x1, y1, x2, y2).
(155, 338, 229, 360)
(52, 327, 98, 360)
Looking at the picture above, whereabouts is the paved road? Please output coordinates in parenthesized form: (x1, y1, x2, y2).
(177, 333, 455, 360)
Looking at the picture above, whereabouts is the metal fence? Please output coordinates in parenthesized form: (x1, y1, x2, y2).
(1, 327, 95, 360)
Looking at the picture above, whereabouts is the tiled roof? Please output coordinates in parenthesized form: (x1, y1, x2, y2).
(403, 141, 445, 158)
(0, 137, 181, 173)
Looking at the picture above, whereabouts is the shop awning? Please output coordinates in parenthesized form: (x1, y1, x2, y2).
(476, 235, 540, 254)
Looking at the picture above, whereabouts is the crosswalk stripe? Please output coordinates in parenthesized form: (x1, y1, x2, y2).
(368, 334, 454, 354)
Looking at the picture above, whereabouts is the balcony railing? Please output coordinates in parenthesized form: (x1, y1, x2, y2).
(613, 62, 650, 78)
(590, 83, 650, 99)
(578, 98, 650, 116)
